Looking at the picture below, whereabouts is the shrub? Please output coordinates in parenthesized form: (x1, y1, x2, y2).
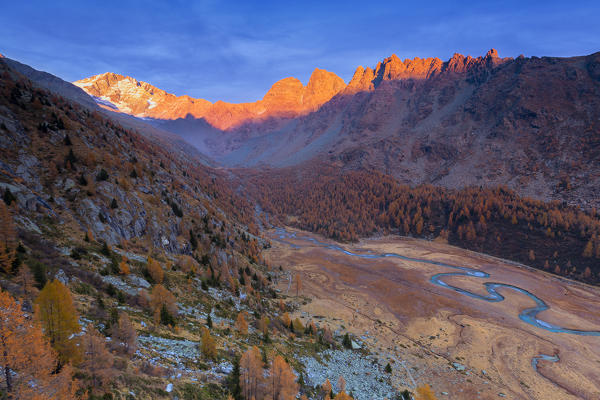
(96, 169, 109, 182)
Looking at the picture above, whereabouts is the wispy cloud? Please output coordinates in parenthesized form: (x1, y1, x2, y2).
(1, 0, 598, 102)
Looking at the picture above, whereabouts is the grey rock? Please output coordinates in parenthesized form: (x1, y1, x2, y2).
(64, 178, 75, 191)
(452, 362, 466, 371)
(101, 275, 138, 296)
(55, 269, 69, 285)
(127, 274, 151, 288)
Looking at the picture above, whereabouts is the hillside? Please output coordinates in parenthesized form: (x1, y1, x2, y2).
(0, 58, 400, 400)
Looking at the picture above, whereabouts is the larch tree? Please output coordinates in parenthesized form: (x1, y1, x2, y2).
(335, 392, 353, 400)
(321, 325, 334, 346)
(200, 326, 217, 360)
(86, 228, 95, 242)
(240, 346, 263, 400)
(321, 379, 333, 399)
(267, 355, 298, 400)
(119, 258, 130, 275)
(0, 290, 76, 399)
(34, 279, 81, 366)
(415, 384, 438, 400)
(282, 312, 291, 328)
(146, 256, 164, 283)
(109, 312, 137, 356)
(337, 376, 346, 393)
(15, 264, 39, 302)
(80, 324, 114, 393)
(294, 273, 302, 297)
(149, 284, 177, 316)
(292, 318, 304, 334)
(583, 240, 593, 258)
(0, 202, 17, 274)
(258, 315, 270, 336)
(236, 311, 248, 335)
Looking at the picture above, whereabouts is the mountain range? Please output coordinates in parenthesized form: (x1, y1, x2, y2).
(2, 41, 600, 400)
(73, 49, 600, 210)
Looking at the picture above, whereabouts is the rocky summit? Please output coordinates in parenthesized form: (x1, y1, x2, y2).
(74, 67, 345, 130)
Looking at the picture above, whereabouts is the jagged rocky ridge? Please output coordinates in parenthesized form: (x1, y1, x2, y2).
(74, 50, 600, 209)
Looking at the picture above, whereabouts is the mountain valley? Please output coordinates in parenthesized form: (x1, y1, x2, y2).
(0, 41, 599, 400)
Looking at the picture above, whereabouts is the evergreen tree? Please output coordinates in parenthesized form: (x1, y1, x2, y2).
(2, 188, 15, 206)
(226, 355, 242, 400)
(342, 333, 352, 349)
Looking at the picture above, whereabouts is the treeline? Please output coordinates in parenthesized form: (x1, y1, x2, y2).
(248, 168, 600, 284)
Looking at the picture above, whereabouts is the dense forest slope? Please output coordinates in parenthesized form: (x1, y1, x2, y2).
(246, 167, 600, 285)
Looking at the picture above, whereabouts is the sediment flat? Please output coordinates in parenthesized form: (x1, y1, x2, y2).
(267, 228, 600, 399)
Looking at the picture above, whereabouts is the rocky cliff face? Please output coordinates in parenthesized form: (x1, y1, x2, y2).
(74, 68, 345, 130)
(344, 49, 507, 93)
(219, 50, 600, 209)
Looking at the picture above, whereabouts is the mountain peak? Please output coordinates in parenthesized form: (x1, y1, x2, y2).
(304, 68, 345, 110)
(486, 48, 499, 58)
(74, 73, 212, 119)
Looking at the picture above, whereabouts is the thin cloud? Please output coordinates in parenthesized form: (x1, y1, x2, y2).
(0, 0, 598, 103)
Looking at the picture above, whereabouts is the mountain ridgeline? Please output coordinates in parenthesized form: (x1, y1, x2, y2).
(75, 49, 600, 211)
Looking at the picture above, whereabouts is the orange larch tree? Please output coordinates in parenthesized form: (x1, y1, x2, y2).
(119, 257, 130, 275)
(0, 289, 76, 399)
(200, 326, 217, 360)
(294, 273, 302, 297)
(149, 284, 177, 316)
(267, 355, 298, 400)
(240, 346, 263, 400)
(236, 311, 248, 335)
(15, 264, 39, 302)
(80, 324, 114, 393)
(34, 280, 81, 366)
(109, 312, 137, 356)
(415, 384, 438, 400)
(146, 256, 164, 283)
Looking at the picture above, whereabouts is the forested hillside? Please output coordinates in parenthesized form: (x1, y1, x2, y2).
(247, 167, 600, 284)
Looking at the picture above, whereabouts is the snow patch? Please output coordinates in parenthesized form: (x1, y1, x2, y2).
(147, 99, 158, 109)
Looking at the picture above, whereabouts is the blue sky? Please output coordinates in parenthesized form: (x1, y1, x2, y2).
(1, 0, 599, 103)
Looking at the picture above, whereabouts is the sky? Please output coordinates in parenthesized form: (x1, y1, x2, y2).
(1, 0, 599, 103)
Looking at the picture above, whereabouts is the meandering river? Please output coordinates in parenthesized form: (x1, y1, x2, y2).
(274, 228, 600, 372)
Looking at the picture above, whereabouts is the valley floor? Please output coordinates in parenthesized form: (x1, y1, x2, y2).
(266, 228, 600, 400)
